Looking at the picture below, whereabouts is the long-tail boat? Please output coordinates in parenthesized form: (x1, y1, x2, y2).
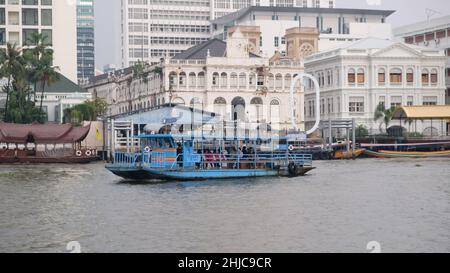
(0, 123, 98, 163)
(364, 149, 450, 158)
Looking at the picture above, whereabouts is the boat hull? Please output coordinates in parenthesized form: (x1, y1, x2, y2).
(0, 156, 98, 164)
(365, 150, 450, 158)
(333, 149, 365, 159)
(106, 165, 315, 181)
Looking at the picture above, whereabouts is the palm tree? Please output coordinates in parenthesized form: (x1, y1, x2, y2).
(374, 103, 396, 134)
(35, 50, 60, 113)
(24, 32, 52, 104)
(0, 43, 22, 122)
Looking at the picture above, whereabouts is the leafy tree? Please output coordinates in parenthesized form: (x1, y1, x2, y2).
(355, 124, 369, 138)
(374, 103, 396, 133)
(0, 43, 22, 122)
(63, 98, 108, 125)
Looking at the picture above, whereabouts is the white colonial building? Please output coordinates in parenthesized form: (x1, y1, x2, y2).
(211, 6, 394, 58)
(87, 27, 310, 131)
(393, 15, 450, 105)
(304, 38, 447, 136)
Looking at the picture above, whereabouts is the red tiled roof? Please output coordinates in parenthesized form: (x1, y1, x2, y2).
(0, 123, 91, 144)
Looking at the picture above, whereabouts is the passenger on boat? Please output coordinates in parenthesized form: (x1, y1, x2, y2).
(204, 149, 214, 169)
(176, 143, 183, 167)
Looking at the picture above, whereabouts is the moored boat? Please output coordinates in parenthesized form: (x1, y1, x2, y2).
(333, 149, 365, 159)
(0, 123, 98, 164)
(365, 149, 450, 158)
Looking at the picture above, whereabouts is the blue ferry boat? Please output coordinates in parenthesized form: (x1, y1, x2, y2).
(106, 134, 315, 181)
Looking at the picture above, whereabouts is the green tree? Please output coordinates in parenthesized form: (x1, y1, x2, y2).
(36, 51, 60, 113)
(374, 103, 396, 133)
(63, 98, 108, 125)
(23, 32, 53, 104)
(0, 43, 22, 122)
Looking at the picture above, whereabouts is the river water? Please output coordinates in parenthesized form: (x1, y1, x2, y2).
(0, 158, 449, 253)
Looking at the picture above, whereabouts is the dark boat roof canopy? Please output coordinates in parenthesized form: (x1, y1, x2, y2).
(0, 123, 91, 144)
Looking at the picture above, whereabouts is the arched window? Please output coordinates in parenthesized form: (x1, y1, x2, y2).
(239, 73, 246, 89)
(188, 72, 196, 88)
(268, 74, 275, 90)
(220, 72, 228, 88)
(390, 68, 402, 84)
(172, 97, 185, 105)
(284, 74, 292, 90)
(421, 69, 429, 85)
(269, 99, 281, 123)
(230, 73, 238, 88)
(430, 69, 438, 85)
(179, 72, 186, 87)
(212, 72, 219, 87)
(378, 68, 386, 84)
(357, 68, 365, 84)
(347, 68, 355, 84)
(249, 73, 257, 88)
(275, 74, 283, 90)
(406, 68, 414, 84)
(197, 72, 205, 88)
(190, 97, 202, 109)
(169, 72, 177, 87)
(214, 97, 227, 116)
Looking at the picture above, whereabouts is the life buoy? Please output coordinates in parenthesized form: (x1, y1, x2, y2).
(85, 150, 92, 156)
(144, 146, 151, 153)
(76, 150, 82, 157)
(288, 145, 295, 151)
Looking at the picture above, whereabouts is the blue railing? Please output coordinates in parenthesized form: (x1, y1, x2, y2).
(113, 152, 141, 167)
(112, 151, 313, 170)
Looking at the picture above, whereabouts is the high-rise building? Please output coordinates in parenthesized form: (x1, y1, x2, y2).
(0, 0, 77, 82)
(77, 0, 95, 84)
(120, 0, 336, 68)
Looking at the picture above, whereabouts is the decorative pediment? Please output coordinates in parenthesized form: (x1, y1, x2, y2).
(371, 43, 424, 58)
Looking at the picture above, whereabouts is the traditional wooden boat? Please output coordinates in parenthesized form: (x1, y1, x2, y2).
(106, 134, 315, 181)
(365, 149, 450, 158)
(333, 149, 365, 159)
(0, 123, 98, 164)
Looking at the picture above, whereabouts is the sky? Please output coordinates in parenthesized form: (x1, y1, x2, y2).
(94, 0, 450, 70)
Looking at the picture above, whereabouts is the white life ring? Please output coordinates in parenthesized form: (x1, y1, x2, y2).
(144, 146, 151, 153)
(85, 150, 92, 156)
(288, 145, 295, 151)
(76, 150, 82, 157)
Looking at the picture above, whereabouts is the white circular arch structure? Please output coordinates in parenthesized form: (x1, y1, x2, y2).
(290, 73, 321, 135)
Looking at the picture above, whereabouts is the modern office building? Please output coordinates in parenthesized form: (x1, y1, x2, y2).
(211, 6, 394, 57)
(77, 0, 95, 84)
(304, 38, 447, 136)
(120, 0, 337, 68)
(393, 15, 450, 105)
(0, 0, 77, 82)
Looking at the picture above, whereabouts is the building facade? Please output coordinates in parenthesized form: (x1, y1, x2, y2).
(211, 6, 394, 58)
(120, 0, 337, 68)
(77, 0, 95, 84)
(304, 38, 447, 136)
(0, 0, 77, 82)
(393, 15, 450, 105)
(88, 27, 309, 130)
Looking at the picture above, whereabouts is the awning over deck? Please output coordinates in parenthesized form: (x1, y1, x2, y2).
(392, 106, 450, 120)
(0, 123, 91, 144)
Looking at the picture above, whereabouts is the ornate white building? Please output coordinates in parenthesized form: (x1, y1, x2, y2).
(304, 38, 448, 135)
(87, 26, 314, 131)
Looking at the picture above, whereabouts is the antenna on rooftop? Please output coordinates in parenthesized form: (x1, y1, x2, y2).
(425, 8, 441, 22)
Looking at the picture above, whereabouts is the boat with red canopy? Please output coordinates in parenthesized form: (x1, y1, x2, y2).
(0, 123, 98, 163)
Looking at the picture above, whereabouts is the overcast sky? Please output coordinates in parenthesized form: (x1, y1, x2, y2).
(94, 0, 450, 70)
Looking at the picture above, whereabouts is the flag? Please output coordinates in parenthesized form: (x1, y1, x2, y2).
(96, 128, 102, 141)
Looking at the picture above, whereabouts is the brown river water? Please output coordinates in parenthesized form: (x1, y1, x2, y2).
(0, 158, 449, 253)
